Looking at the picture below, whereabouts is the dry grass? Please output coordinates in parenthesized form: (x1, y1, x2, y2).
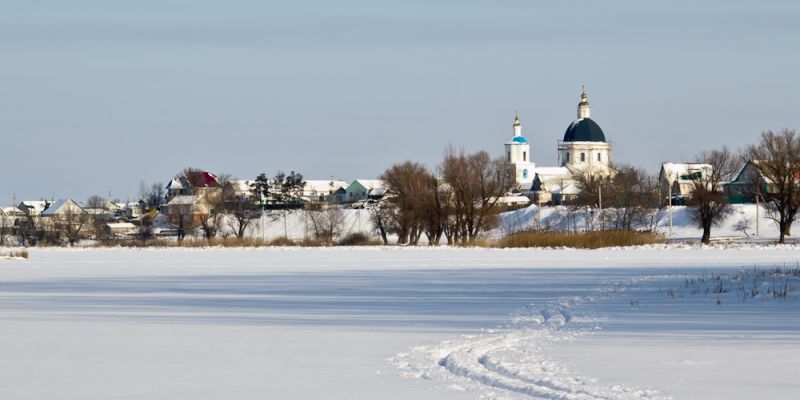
(497, 230, 665, 249)
(1, 250, 28, 259)
(268, 237, 298, 246)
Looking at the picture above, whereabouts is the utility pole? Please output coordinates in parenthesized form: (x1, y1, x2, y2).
(536, 197, 541, 228)
(598, 183, 603, 230)
(755, 194, 760, 237)
(668, 181, 673, 237)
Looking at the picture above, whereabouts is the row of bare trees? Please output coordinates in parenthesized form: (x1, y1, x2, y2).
(681, 129, 799, 244)
(374, 147, 512, 245)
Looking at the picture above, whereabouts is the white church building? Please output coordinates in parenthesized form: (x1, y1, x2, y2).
(505, 89, 613, 203)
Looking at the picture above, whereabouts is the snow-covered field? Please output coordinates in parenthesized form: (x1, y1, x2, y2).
(1, 247, 798, 399)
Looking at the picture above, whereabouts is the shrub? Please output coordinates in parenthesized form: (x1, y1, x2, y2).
(337, 232, 381, 246)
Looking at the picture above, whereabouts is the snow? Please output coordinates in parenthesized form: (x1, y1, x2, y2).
(0, 247, 798, 399)
(246, 208, 376, 241)
(498, 203, 799, 242)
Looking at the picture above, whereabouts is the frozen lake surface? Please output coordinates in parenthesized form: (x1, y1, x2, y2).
(1, 246, 798, 399)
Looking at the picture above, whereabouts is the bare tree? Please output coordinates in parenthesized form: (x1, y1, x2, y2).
(440, 147, 512, 244)
(744, 129, 800, 243)
(380, 161, 431, 244)
(139, 181, 165, 210)
(136, 214, 155, 245)
(305, 205, 345, 244)
(86, 195, 106, 209)
(0, 214, 10, 245)
(224, 195, 258, 239)
(368, 200, 390, 245)
(687, 147, 742, 244)
(199, 174, 231, 240)
(58, 208, 90, 246)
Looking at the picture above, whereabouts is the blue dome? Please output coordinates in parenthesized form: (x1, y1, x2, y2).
(512, 136, 528, 144)
(563, 118, 606, 142)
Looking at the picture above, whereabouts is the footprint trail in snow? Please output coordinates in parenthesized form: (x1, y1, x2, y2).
(390, 292, 669, 400)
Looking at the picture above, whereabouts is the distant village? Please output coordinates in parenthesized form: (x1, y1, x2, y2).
(1, 90, 798, 246)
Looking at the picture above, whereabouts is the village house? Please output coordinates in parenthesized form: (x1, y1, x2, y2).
(303, 180, 348, 203)
(17, 200, 49, 217)
(344, 179, 386, 202)
(658, 163, 713, 204)
(102, 222, 138, 238)
(166, 195, 212, 227)
(723, 160, 800, 203)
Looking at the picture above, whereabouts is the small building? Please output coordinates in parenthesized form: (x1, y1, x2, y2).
(658, 163, 713, 203)
(493, 195, 531, 211)
(303, 180, 348, 202)
(531, 167, 579, 204)
(18, 200, 49, 217)
(723, 160, 780, 203)
(345, 179, 386, 202)
(166, 177, 193, 199)
(105, 201, 125, 212)
(2, 207, 24, 217)
(166, 195, 211, 226)
(41, 199, 87, 217)
(103, 222, 138, 237)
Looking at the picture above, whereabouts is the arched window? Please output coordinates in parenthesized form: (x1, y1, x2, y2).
(597, 153, 601, 161)
(507, 152, 511, 162)
(565, 152, 570, 162)
(523, 151, 527, 162)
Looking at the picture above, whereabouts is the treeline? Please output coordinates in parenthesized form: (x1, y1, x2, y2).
(378, 128, 800, 245)
(372, 147, 511, 245)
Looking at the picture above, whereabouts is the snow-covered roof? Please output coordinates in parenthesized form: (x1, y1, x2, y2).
(167, 195, 202, 205)
(2, 207, 24, 216)
(19, 200, 48, 213)
(353, 179, 385, 190)
(105, 201, 125, 210)
(493, 195, 531, 204)
(660, 163, 712, 184)
(533, 167, 572, 178)
(349, 179, 387, 196)
(166, 178, 185, 190)
(304, 180, 348, 194)
(41, 199, 86, 216)
(550, 182, 582, 195)
(106, 222, 136, 229)
(229, 180, 254, 194)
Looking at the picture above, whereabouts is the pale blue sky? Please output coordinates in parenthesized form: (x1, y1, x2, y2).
(1, 0, 799, 202)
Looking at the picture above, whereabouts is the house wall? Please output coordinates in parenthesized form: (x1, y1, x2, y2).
(345, 182, 368, 201)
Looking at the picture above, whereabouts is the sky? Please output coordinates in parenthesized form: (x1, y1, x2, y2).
(1, 0, 799, 203)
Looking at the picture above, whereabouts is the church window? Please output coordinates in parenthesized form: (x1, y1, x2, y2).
(522, 169, 528, 179)
(597, 153, 601, 161)
(580, 152, 585, 162)
(507, 152, 511, 162)
(523, 151, 527, 162)
(565, 152, 570, 162)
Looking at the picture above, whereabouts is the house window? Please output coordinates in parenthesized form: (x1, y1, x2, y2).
(523, 151, 527, 162)
(580, 152, 585, 162)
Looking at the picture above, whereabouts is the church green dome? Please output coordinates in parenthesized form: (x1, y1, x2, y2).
(563, 118, 606, 142)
